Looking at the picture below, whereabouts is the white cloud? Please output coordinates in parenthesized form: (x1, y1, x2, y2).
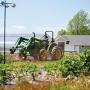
(0, 25, 65, 37)
(0, 25, 28, 34)
(41, 25, 66, 37)
(12, 25, 26, 30)
(26, 25, 61, 37)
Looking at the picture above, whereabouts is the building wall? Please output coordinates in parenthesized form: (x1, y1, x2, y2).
(55, 36, 90, 53)
(79, 46, 90, 52)
(74, 45, 79, 52)
(64, 44, 79, 52)
(65, 44, 74, 52)
(63, 44, 90, 53)
(57, 42, 65, 51)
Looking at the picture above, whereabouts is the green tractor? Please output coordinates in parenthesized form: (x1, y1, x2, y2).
(10, 31, 64, 60)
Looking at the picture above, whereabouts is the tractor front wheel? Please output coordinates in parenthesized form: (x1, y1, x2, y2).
(19, 49, 27, 60)
(19, 53, 27, 60)
(39, 49, 47, 61)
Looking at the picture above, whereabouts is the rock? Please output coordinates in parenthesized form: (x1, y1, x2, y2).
(38, 68, 47, 81)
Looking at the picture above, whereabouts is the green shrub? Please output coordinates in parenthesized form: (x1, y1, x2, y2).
(44, 56, 85, 77)
(20, 63, 37, 81)
(80, 49, 90, 71)
(0, 64, 12, 85)
(58, 57, 84, 77)
(44, 63, 56, 75)
(0, 62, 37, 85)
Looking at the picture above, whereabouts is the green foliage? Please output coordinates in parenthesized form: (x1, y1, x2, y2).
(0, 62, 37, 85)
(57, 29, 66, 36)
(67, 10, 90, 35)
(44, 56, 85, 77)
(11, 62, 37, 81)
(0, 49, 90, 85)
(0, 64, 12, 85)
(78, 26, 90, 35)
(21, 64, 37, 81)
(58, 57, 84, 77)
(44, 50, 90, 77)
(0, 53, 4, 64)
(57, 10, 90, 36)
(44, 63, 56, 75)
(80, 49, 90, 71)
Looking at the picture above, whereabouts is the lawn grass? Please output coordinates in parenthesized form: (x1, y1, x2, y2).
(0, 75, 90, 90)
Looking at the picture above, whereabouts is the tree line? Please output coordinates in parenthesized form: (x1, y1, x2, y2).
(58, 10, 90, 36)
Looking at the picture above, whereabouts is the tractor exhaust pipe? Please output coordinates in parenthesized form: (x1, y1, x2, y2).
(33, 32, 35, 38)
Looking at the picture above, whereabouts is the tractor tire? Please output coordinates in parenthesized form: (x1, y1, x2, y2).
(19, 49, 27, 60)
(51, 46, 63, 60)
(39, 49, 47, 61)
(19, 53, 27, 60)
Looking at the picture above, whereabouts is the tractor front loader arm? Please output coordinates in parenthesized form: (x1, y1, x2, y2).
(10, 37, 29, 54)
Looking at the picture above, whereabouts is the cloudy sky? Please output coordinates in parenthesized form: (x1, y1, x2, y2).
(0, 0, 90, 36)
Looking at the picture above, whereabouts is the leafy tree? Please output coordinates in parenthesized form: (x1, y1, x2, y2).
(67, 10, 90, 35)
(57, 29, 66, 36)
(78, 26, 90, 35)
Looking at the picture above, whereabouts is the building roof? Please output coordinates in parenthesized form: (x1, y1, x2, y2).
(56, 35, 90, 46)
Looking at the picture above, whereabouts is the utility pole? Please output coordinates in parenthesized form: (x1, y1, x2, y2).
(0, 0, 16, 64)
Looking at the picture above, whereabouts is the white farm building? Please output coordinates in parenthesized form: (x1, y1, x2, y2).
(55, 35, 90, 53)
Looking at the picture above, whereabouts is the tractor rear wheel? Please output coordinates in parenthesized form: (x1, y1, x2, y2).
(39, 49, 47, 61)
(51, 46, 63, 60)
